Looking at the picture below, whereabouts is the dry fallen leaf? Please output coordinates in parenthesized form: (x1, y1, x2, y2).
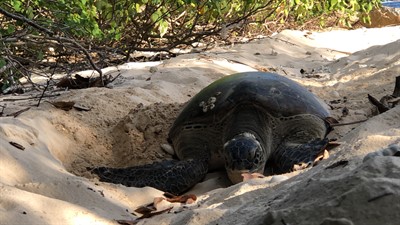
(116, 219, 138, 225)
(241, 172, 265, 181)
(9, 141, 25, 150)
(131, 192, 196, 222)
(313, 149, 330, 166)
(134, 205, 154, 215)
(153, 197, 165, 205)
(327, 141, 341, 150)
(49, 101, 75, 111)
(163, 193, 197, 204)
(133, 206, 173, 219)
(73, 104, 91, 111)
(292, 162, 311, 171)
(143, 206, 173, 218)
(325, 160, 349, 169)
(153, 198, 173, 212)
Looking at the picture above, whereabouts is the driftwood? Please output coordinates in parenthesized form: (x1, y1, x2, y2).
(2, 94, 61, 102)
(7, 107, 31, 118)
(368, 94, 389, 113)
(56, 74, 119, 89)
(368, 76, 400, 113)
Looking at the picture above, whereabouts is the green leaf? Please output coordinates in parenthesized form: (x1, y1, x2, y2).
(0, 58, 6, 69)
(330, 0, 338, 10)
(367, 3, 373, 12)
(284, 8, 289, 17)
(11, 0, 22, 12)
(135, 3, 143, 13)
(115, 32, 122, 40)
(7, 25, 16, 34)
(151, 10, 162, 22)
(27, 6, 34, 19)
(37, 51, 44, 60)
(158, 20, 169, 37)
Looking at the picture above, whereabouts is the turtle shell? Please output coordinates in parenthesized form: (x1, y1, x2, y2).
(169, 72, 330, 139)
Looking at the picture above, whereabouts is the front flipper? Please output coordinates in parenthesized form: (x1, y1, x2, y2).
(92, 159, 208, 195)
(273, 138, 329, 174)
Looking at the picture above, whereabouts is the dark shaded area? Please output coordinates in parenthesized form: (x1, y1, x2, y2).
(56, 74, 115, 89)
(393, 76, 400, 97)
(368, 76, 400, 113)
(325, 160, 349, 169)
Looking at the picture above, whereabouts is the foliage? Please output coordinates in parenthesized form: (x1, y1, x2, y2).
(0, 0, 381, 91)
(1, 0, 381, 43)
(289, 0, 380, 26)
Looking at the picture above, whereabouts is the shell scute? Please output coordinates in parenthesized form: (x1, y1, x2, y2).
(170, 72, 329, 141)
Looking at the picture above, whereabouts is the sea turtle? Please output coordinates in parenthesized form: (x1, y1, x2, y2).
(93, 72, 333, 194)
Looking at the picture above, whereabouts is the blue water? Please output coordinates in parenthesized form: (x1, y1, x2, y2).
(382, 1, 400, 8)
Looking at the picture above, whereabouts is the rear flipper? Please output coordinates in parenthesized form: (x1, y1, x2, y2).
(91, 159, 208, 195)
(273, 138, 329, 174)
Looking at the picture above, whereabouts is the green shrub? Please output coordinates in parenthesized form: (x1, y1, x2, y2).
(0, 0, 381, 89)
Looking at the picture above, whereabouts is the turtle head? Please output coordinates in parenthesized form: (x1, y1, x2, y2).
(223, 133, 265, 184)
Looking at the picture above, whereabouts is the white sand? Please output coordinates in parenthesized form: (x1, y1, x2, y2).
(1, 26, 400, 225)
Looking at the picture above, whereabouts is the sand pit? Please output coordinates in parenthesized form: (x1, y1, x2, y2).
(1, 26, 400, 225)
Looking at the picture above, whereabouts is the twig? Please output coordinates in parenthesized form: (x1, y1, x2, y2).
(330, 119, 368, 127)
(37, 79, 51, 107)
(7, 107, 31, 118)
(29, 36, 103, 84)
(368, 94, 389, 113)
(368, 192, 393, 202)
(0, 105, 5, 116)
(56, 36, 104, 84)
(325, 160, 349, 169)
(2, 94, 61, 102)
(0, 7, 55, 35)
(393, 76, 400, 97)
(0, 7, 103, 85)
(0, 59, 18, 74)
(110, 72, 122, 83)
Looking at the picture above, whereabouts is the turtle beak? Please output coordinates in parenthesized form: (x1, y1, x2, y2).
(227, 168, 265, 184)
(227, 169, 249, 184)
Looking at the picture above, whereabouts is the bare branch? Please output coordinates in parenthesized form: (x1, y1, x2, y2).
(0, 7, 55, 36)
(0, 7, 103, 85)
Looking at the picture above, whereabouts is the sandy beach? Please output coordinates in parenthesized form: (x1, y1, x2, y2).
(1, 25, 400, 225)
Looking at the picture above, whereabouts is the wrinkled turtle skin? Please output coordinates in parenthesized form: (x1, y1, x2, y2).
(93, 72, 332, 194)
